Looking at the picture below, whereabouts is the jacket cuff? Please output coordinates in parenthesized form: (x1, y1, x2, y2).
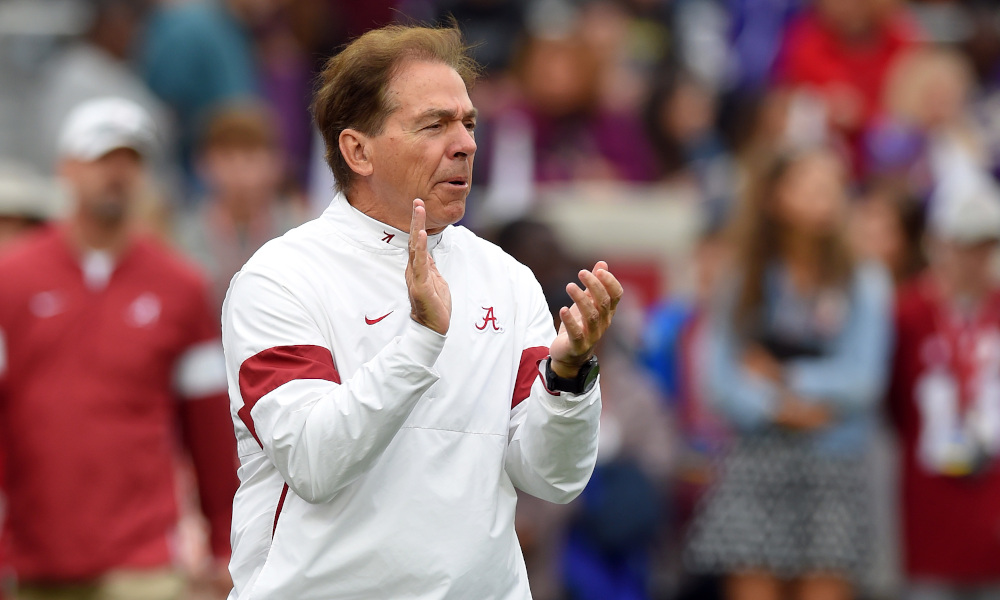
(399, 318, 446, 368)
(536, 359, 601, 412)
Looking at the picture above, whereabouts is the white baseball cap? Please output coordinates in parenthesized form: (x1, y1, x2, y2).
(930, 169, 1000, 245)
(57, 97, 158, 161)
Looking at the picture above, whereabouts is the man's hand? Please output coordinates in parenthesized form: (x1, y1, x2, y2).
(187, 560, 233, 599)
(549, 261, 624, 377)
(406, 199, 451, 334)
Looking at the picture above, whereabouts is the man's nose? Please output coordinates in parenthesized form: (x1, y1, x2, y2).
(450, 125, 477, 159)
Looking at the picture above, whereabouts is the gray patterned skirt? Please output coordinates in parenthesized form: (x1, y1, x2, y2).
(684, 431, 872, 581)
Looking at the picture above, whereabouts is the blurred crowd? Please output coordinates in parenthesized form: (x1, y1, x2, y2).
(2, 0, 1000, 599)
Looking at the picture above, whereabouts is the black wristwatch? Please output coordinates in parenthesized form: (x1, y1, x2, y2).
(544, 356, 600, 395)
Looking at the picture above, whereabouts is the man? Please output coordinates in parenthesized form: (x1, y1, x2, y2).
(0, 97, 237, 600)
(889, 172, 1000, 600)
(175, 103, 305, 305)
(774, 0, 916, 170)
(139, 0, 262, 180)
(223, 24, 622, 599)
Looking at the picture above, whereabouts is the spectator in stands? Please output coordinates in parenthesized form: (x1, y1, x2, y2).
(139, 0, 264, 182)
(0, 97, 237, 600)
(888, 171, 1000, 600)
(774, 0, 918, 169)
(37, 0, 178, 197)
(685, 147, 893, 600)
(726, 87, 829, 200)
(644, 69, 733, 207)
(866, 48, 989, 198)
(488, 29, 658, 186)
(176, 103, 305, 306)
(0, 163, 64, 250)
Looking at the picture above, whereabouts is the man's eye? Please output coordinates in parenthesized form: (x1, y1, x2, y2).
(424, 123, 442, 131)
(465, 122, 476, 132)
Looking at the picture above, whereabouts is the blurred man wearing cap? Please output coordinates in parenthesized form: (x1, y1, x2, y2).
(0, 97, 238, 600)
(888, 173, 1000, 600)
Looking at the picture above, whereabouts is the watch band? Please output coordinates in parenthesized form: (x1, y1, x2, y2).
(544, 356, 600, 395)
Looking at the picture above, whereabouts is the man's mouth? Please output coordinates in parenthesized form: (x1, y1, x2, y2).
(439, 176, 469, 189)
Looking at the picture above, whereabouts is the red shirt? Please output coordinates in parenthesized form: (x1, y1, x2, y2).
(889, 275, 1000, 581)
(774, 9, 917, 164)
(0, 227, 237, 582)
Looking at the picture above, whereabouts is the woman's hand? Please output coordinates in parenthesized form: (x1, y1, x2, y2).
(742, 345, 783, 383)
(773, 395, 832, 431)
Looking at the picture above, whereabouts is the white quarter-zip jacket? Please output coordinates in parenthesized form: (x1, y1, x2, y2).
(222, 194, 602, 600)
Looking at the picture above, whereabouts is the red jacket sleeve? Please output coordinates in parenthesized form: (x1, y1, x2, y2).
(174, 280, 238, 560)
(179, 392, 238, 559)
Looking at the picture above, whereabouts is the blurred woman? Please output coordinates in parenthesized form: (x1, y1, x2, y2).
(685, 148, 893, 600)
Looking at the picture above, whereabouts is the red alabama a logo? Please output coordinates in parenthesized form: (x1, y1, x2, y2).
(476, 306, 500, 331)
(381, 231, 395, 243)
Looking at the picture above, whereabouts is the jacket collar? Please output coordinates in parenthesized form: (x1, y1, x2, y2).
(322, 193, 446, 252)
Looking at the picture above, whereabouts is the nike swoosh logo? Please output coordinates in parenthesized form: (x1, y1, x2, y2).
(365, 311, 393, 325)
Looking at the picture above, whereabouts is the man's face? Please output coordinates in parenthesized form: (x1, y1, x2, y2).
(933, 238, 998, 295)
(817, 0, 882, 37)
(365, 60, 477, 233)
(202, 144, 283, 208)
(60, 147, 143, 226)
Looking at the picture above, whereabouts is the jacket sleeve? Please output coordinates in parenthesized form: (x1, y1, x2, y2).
(173, 280, 239, 560)
(503, 276, 601, 505)
(701, 290, 781, 432)
(223, 268, 444, 504)
(784, 262, 894, 415)
(786, 264, 893, 413)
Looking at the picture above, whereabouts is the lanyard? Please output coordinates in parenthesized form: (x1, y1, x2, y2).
(926, 278, 1000, 412)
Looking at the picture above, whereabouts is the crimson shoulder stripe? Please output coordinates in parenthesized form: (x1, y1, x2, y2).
(238, 345, 341, 447)
(512, 346, 549, 409)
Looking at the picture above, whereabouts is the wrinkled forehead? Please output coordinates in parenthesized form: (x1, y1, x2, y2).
(386, 59, 476, 121)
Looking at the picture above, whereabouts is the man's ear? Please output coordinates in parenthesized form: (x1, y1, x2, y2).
(339, 129, 373, 177)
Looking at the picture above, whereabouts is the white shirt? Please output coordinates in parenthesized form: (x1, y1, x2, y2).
(223, 194, 601, 600)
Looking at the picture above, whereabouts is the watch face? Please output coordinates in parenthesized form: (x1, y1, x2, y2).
(582, 358, 600, 393)
(545, 356, 600, 394)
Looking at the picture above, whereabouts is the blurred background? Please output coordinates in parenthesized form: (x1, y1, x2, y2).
(2, 0, 1000, 599)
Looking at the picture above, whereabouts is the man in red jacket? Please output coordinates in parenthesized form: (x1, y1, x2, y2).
(889, 172, 1000, 600)
(774, 0, 917, 169)
(0, 97, 237, 600)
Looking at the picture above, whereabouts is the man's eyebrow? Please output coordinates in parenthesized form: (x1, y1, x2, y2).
(415, 107, 479, 122)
